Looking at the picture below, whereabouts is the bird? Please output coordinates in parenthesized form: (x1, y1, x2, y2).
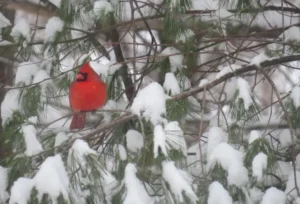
(69, 62, 107, 130)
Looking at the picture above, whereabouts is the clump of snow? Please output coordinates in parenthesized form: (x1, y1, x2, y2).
(178, 74, 192, 90)
(68, 139, 97, 166)
(280, 26, 300, 42)
(215, 64, 240, 79)
(15, 62, 39, 85)
(9, 178, 34, 204)
(1, 90, 20, 125)
(252, 152, 268, 181)
(163, 72, 180, 95)
(11, 18, 31, 42)
(55, 132, 69, 147)
(153, 125, 167, 158)
(160, 47, 183, 72)
(89, 59, 121, 79)
(248, 187, 264, 203)
(32, 69, 51, 84)
(199, 79, 209, 87)
(207, 143, 248, 186)
(162, 161, 198, 203)
(125, 129, 144, 152)
(248, 130, 262, 144)
(34, 154, 69, 202)
(101, 170, 119, 204)
(208, 181, 233, 204)
(227, 163, 249, 187)
(21, 120, 44, 156)
(0, 12, 11, 28)
(262, 187, 286, 204)
(164, 121, 187, 156)
(251, 52, 270, 67)
(0, 166, 8, 203)
(123, 163, 153, 204)
(115, 144, 127, 161)
(131, 82, 167, 125)
(236, 78, 253, 110)
(207, 126, 228, 158)
(94, 1, 113, 17)
(44, 17, 64, 42)
(291, 86, 300, 107)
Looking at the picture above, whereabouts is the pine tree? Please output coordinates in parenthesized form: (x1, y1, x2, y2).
(1, 0, 300, 204)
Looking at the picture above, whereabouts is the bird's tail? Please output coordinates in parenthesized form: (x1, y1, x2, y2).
(70, 112, 86, 130)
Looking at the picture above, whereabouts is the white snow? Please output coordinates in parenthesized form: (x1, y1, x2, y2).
(160, 47, 184, 72)
(252, 152, 268, 181)
(261, 187, 286, 204)
(100, 170, 119, 204)
(236, 78, 253, 110)
(162, 161, 198, 203)
(206, 126, 228, 158)
(227, 163, 249, 187)
(11, 18, 31, 42)
(198, 79, 209, 87)
(251, 52, 270, 67)
(68, 139, 97, 166)
(21, 120, 44, 156)
(123, 163, 153, 204)
(32, 70, 53, 102)
(15, 62, 39, 85)
(54, 132, 69, 147)
(208, 181, 233, 204)
(291, 86, 300, 107)
(44, 17, 64, 42)
(125, 129, 144, 152)
(248, 130, 262, 144)
(248, 187, 264, 203)
(0, 166, 8, 203)
(1, 90, 20, 126)
(89, 59, 121, 79)
(34, 154, 69, 202)
(32, 70, 51, 84)
(9, 178, 34, 204)
(280, 26, 300, 42)
(93, 1, 113, 17)
(215, 64, 240, 79)
(131, 82, 167, 125)
(163, 72, 181, 95)
(153, 124, 167, 158)
(116, 144, 127, 161)
(0, 12, 11, 28)
(164, 121, 187, 156)
(207, 143, 248, 186)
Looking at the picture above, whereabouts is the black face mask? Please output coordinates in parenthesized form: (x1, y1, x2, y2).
(76, 72, 88, 82)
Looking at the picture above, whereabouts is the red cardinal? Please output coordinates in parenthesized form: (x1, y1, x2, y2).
(69, 62, 107, 130)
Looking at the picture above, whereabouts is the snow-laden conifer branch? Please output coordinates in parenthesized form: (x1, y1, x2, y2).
(52, 53, 300, 148)
(173, 53, 300, 100)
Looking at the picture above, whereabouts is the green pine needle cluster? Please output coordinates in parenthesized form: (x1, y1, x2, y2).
(230, 90, 260, 124)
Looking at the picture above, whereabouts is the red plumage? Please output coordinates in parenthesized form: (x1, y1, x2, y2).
(69, 62, 107, 130)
